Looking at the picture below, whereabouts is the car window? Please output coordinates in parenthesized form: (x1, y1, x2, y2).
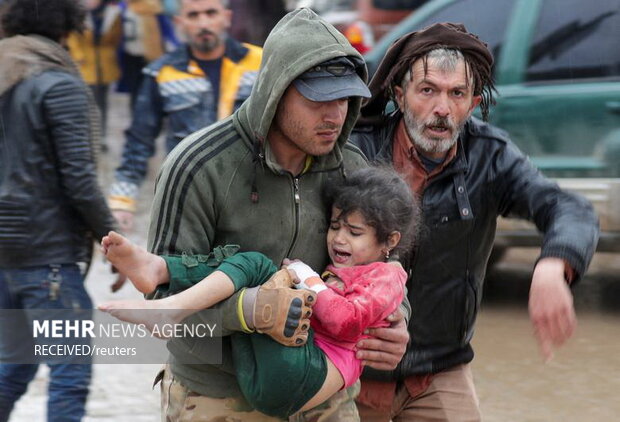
(526, 0, 620, 81)
(415, 0, 513, 68)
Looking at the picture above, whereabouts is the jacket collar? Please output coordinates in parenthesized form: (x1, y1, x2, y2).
(0, 35, 80, 97)
(222, 37, 250, 63)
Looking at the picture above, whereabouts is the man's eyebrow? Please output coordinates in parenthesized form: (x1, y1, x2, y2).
(187, 7, 218, 15)
(452, 84, 470, 90)
(416, 79, 469, 90)
(416, 78, 437, 87)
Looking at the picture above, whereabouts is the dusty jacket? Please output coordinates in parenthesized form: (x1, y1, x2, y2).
(146, 8, 368, 397)
(352, 113, 599, 379)
(0, 35, 116, 268)
(109, 39, 262, 212)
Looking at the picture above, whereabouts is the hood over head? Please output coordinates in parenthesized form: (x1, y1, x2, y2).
(0, 34, 102, 162)
(236, 8, 367, 171)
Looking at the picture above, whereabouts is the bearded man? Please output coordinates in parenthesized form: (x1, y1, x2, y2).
(108, 0, 262, 232)
(350, 22, 599, 421)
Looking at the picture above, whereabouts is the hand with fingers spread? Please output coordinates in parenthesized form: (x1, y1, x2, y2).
(355, 308, 409, 370)
(528, 257, 577, 362)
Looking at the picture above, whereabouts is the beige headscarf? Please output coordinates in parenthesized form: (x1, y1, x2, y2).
(0, 34, 101, 162)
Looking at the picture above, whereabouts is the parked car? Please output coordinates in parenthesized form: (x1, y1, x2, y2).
(364, 0, 620, 256)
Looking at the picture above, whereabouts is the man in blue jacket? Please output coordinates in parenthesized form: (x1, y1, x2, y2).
(108, 0, 262, 232)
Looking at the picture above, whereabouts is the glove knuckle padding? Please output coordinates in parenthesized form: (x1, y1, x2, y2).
(253, 270, 316, 347)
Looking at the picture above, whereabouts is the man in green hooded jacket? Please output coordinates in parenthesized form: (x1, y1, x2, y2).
(146, 8, 410, 421)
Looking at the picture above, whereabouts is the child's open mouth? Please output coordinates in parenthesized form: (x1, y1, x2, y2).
(332, 249, 351, 264)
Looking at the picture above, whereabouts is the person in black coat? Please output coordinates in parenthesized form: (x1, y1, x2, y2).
(0, 1, 123, 420)
(350, 23, 599, 421)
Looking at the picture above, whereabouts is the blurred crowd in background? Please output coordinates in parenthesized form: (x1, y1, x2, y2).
(0, 0, 424, 151)
(58, 0, 289, 150)
(0, 0, 425, 154)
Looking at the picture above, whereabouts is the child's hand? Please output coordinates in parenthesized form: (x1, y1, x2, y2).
(286, 261, 326, 294)
(281, 258, 300, 267)
(281, 258, 302, 286)
(286, 261, 318, 283)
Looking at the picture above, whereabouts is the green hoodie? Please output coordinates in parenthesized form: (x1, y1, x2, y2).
(147, 9, 368, 398)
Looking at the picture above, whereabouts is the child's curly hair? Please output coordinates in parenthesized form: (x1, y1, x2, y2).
(324, 166, 420, 258)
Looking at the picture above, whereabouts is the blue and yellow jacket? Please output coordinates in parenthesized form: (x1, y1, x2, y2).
(110, 38, 262, 212)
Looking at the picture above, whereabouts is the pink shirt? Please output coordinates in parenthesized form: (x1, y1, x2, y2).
(311, 262, 407, 387)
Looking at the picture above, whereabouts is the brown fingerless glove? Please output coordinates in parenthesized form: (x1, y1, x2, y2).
(251, 269, 317, 347)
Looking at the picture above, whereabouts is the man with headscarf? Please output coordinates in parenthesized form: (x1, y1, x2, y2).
(350, 23, 599, 421)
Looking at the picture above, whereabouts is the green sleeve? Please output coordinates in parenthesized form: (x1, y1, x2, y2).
(216, 252, 278, 290)
(158, 254, 217, 296)
(158, 251, 278, 296)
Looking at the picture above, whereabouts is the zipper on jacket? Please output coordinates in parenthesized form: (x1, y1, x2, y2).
(286, 176, 301, 257)
(293, 177, 301, 205)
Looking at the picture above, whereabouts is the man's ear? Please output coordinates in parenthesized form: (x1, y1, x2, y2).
(224, 9, 233, 29)
(470, 95, 482, 113)
(394, 85, 405, 112)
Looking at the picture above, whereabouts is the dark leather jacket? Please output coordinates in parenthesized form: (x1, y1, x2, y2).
(0, 70, 115, 268)
(351, 113, 599, 379)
